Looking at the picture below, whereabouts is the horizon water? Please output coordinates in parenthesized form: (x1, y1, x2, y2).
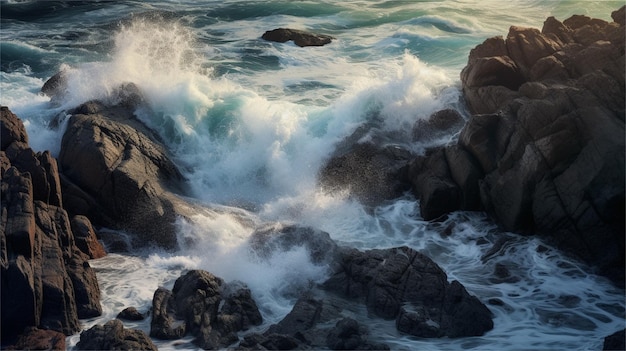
(1, 1, 624, 350)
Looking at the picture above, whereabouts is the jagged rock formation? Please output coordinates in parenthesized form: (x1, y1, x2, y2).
(324, 246, 494, 338)
(247, 225, 493, 345)
(452, 6, 625, 284)
(150, 270, 263, 349)
(76, 319, 157, 351)
(320, 8, 625, 285)
(1, 106, 103, 345)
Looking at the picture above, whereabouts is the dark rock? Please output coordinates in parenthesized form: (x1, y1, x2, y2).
(458, 8, 625, 285)
(66, 250, 102, 319)
(412, 109, 465, 142)
(76, 319, 157, 351)
(70, 215, 106, 259)
(150, 270, 263, 349)
(267, 295, 332, 336)
(603, 328, 625, 351)
(150, 287, 186, 339)
(40, 70, 68, 103)
(319, 141, 411, 207)
(326, 317, 390, 351)
(262, 28, 333, 47)
(58, 100, 190, 248)
(117, 306, 145, 321)
(324, 246, 493, 337)
(235, 292, 387, 351)
(1, 106, 28, 150)
(249, 224, 339, 265)
(219, 285, 263, 333)
(408, 148, 460, 220)
(237, 333, 305, 350)
(444, 144, 483, 210)
(6, 327, 66, 350)
(35, 202, 81, 334)
(1, 107, 102, 342)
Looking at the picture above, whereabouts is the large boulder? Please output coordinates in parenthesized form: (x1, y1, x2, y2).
(76, 319, 157, 351)
(324, 246, 493, 338)
(262, 28, 334, 47)
(150, 270, 262, 349)
(58, 99, 189, 248)
(1, 107, 102, 342)
(456, 8, 625, 285)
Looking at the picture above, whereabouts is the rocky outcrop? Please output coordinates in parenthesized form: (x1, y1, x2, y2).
(57, 99, 191, 248)
(1, 107, 102, 343)
(150, 270, 263, 349)
(405, 7, 625, 285)
(262, 28, 334, 47)
(324, 246, 493, 338)
(235, 246, 493, 349)
(454, 7, 625, 284)
(76, 319, 157, 351)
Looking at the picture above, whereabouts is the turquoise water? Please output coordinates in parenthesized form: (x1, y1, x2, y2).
(1, 1, 624, 350)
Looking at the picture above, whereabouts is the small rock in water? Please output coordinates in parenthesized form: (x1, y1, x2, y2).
(262, 28, 334, 47)
(117, 306, 145, 321)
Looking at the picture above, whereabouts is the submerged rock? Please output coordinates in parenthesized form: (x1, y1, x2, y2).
(262, 28, 334, 47)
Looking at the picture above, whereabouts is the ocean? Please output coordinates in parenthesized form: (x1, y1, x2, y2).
(1, 0, 624, 349)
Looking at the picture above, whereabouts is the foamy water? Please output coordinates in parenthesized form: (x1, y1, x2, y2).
(2, 1, 624, 350)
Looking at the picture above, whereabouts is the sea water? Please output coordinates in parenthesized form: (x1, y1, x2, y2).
(1, 1, 624, 350)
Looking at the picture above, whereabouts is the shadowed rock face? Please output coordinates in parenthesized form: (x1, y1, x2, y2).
(262, 28, 334, 47)
(57, 99, 192, 249)
(456, 7, 625, 285)
(1, 106, 102, 344)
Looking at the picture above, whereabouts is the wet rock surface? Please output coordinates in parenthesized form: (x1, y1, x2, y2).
(150, 269, 263, 349)
(76, 319, 157, 351)
(262, 28, 334, 47)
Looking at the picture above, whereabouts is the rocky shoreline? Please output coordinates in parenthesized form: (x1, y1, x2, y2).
(1, 7, 624, 351)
